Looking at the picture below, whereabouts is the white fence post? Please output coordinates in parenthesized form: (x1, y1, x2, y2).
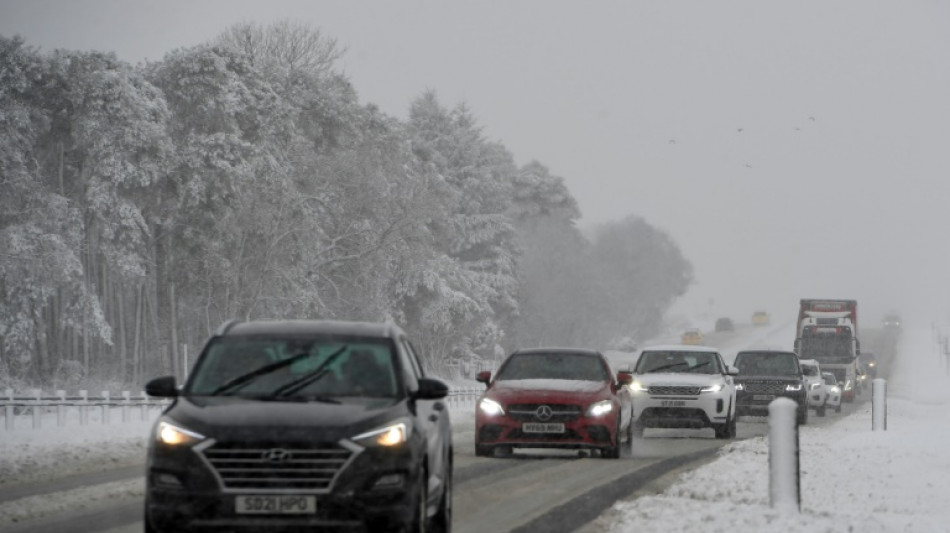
(79, 390, 89, 425)
(32, 388, 42, 429)
(769, 397, 800, 513)
(872, 378, 887, 431)
(122, 391, 131, 422)
(101, 391, 110, 424)
(56, 390, 66, 427)
(4, 389, 13, 431)
(140, 390, 148, 421)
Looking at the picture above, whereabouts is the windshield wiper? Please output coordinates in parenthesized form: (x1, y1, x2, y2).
(273, 346, 348, 398)
(647, 362, 690, 373)
(210, 350, 319, 396)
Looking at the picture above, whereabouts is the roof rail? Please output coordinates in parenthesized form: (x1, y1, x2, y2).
(214, 319, 241, 336)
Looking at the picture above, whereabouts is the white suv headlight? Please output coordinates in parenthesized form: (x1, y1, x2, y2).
(630, 381, 648, 393)
(586, 400, 614, 417)
(479, 398, 505, 416)
(700, 383, 723, 393)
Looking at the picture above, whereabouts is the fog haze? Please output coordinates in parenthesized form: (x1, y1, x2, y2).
(4, 0, 949, 324)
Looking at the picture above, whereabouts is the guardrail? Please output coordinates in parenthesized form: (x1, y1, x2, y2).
(0, 387, 485, 431)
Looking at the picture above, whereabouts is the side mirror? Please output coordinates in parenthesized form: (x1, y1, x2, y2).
(726, 365, 739, 376)
(617, 372, 633, 386)
(476, 370, 492, 386)
(414, 377, 448, 400)
(145, 375, 178, 398)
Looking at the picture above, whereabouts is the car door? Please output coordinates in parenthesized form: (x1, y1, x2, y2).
(399, 338, 450, 506)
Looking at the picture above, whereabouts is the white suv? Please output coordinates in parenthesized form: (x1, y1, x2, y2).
(799, 359, 827, 417)
(630, 345, 738, 439)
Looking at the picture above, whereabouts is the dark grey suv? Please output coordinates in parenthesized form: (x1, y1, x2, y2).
(733, 350, 808, 425)
(144, 320, 452, 532)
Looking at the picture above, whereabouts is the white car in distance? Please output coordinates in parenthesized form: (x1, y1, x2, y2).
(799, 359, 827, 417)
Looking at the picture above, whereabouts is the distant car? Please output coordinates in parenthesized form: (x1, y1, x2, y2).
(629, 345, 738, 439)
(681, 328, 704, 345)
(751, 311, 771, 326)
(859, 353, 878, 380)
(475, 348, 634, 459)
(143, 319, 452, 533)
(882, 314, 902, 329)
(714, 317, 735, 332)
(798, 359, 827, 417)
(733, 350, 807, 425)
(822, 372, 842, 413)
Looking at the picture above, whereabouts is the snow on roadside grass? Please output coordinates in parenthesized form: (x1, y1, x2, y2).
(0, 479, 143, 528)
(597, 326, 950, 533)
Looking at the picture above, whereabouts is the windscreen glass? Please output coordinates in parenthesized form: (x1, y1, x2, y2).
(495, 352, 609, 382)
(634, 351, 722, 374)
(734, 352, 799, 376)
(186, 336, 399, 398)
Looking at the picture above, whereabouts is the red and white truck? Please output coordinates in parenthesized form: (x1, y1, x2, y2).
(794, 299, 861, 402)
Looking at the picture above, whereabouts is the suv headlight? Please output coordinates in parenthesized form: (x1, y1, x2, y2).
(353, 420, 410, 447)
(157, 420, 205, 446)
(700, 383, 723, 393)
(630, 381, 648, 393)
(586, 400, 614, 417)
(479, 398, 505, 416)
(735, 383, 745, 391)
(786, 384, 804, 392)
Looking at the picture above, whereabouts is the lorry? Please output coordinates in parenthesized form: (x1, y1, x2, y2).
(794, 299, 861, 402)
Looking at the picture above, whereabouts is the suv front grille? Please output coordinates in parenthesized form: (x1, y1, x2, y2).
(648, 386, 702, 396)
(202, 442, 351, 491)
(507, 404, 582, 422)
(741, 382, 788, 394)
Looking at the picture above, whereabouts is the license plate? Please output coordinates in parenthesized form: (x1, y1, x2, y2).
(753, 395, 775, 401)
(522, 422, 565, 433)
(660, 400, 686, 407)
(235, 495, 316, 515)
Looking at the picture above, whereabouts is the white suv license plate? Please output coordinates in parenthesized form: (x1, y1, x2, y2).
(522, 422, 565, 433)
(235, 495, 316, 515)
(661, 400, 687, 407)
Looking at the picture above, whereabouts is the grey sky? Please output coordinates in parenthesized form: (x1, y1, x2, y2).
(3, 0, 949, 324)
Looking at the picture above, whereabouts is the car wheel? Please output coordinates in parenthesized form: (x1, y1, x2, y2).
(603, 418, 622, 459)
(817, 403, 826, 417)
(407, 471, 428, 533)
(474, 444, 492, 457)
(727, 411, 737, 438)
(836, 404, 842, 413)
(428, 456, 452, 533)
(797, 405, 808, 426)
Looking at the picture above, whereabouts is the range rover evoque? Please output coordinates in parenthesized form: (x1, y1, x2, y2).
(144, 319, 452, 533)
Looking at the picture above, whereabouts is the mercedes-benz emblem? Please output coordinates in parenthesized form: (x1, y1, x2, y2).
(262, 448, 292, 463)
(535, 405, 553, 421)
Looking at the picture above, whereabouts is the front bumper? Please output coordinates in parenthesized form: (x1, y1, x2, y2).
(631, 389, 732, 429)
(145, 439, 423, 532)
(735, 390, 806, 416)
(475, 408, 620, 450)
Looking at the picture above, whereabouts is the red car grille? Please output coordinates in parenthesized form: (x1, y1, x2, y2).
(507, 404, 582, 422)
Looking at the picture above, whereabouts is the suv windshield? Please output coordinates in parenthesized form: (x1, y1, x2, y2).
(185, 336, 400, 398)
(734, 352, 799, 376)
(634, 351, 722, 374)
(495, 352, 609, 382)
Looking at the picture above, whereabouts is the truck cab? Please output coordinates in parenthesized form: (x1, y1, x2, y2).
(795, 324, 860, 402)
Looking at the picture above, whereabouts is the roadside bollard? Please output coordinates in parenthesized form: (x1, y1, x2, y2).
(4, 389, 13, 431)
(768, 397, 800, 513)
(79, 390, 89, 425)
(32, 389, 42, 429)
(56, 390, 66, 427)
(872, 378, 887, 431)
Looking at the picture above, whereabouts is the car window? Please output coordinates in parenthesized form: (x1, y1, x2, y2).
(496, 352, 610, 382)
(635, 351, 722, 374)
(186, 336, 399, 397)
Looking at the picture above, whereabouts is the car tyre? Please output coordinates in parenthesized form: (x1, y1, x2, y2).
(817, 403, 826, 417)
(474, 444, 492, 457)
(835, 404, 842, 413)
(406, 471, 428, 533)
(602, 418, 622, 459)
(428, 457, 452, 533)
(797, 405, 808, 426)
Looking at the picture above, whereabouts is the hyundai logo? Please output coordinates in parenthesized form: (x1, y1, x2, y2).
(262, 448, 292, 463)
(535, 405, 553, 421)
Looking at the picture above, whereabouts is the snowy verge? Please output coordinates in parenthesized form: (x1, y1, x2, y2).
(0, 479, 143, 528)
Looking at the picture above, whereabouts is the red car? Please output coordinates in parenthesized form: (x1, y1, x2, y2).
(474, 348, 634, 458)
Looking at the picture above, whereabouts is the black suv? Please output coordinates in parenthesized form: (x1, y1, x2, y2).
(144, 320, 452, 532)
(733, 350, 808, 425)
